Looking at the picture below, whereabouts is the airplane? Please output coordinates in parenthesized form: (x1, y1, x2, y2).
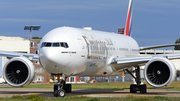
(1, 0, 180, 97)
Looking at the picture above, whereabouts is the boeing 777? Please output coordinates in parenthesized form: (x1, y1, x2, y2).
(1, 0, 180, 97)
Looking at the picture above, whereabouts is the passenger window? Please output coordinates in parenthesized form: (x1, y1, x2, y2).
(53, 43, 60, 47)
(45, 43, 52, 47)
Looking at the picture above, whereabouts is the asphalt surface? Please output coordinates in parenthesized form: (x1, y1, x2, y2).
(1, 85, 180, 98)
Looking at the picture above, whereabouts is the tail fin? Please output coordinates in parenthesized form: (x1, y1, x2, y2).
(124, 0, 133, 36)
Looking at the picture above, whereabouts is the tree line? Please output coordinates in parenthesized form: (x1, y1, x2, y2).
(175, 38, 180, 50)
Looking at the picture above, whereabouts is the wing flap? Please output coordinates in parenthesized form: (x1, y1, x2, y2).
(111, 54, 180, 71)
(111, 56, 152, 71)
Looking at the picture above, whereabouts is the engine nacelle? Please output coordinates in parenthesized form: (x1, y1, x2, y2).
(2, 57, 35, 87)
(144, 57, 176, 87)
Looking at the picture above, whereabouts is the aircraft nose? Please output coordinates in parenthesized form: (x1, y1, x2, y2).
(41, 48, 60, 65)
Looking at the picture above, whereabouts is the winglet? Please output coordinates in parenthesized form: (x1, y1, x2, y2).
(124, 0, 133, 36)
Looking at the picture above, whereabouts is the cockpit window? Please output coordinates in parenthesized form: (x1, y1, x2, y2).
(41, 42, 69, 48)
(64, 43, 69, 48)
(60, 42, 65, 47)
(53, 43, 60, 47)
(41, 42, 46, 48)
(45, 43, 52, 47)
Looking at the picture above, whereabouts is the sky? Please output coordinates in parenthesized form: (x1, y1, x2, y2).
(0, 0, 180, 49)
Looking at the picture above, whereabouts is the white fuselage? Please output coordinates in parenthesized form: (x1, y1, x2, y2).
(39, 27, 139, 77)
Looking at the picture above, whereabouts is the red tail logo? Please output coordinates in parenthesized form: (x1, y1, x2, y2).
(125, 0, 133, 36)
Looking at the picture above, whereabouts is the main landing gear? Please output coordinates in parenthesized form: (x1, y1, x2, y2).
(125, 66, 147, 93)
(53, 74, 71, 97)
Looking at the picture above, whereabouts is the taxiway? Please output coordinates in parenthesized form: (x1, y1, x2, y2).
(0, 87, 180, 98)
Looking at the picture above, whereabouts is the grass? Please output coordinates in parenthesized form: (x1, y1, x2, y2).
(23, 81, 180, 90)
(2, 82, 180, 100)
(1, 95, 180, 101)
(23, 82, 134, 89)
(23, 82, 132, 89)
(3, 81, 180, 91)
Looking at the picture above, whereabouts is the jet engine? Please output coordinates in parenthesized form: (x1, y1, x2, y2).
(2, 57, 35, 87)
(144, 57, 176, 88)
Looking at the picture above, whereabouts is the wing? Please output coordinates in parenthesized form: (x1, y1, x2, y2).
(111, 53, 180, 71)
(0, 50, 39, 61)
(140, 43, 180, 50)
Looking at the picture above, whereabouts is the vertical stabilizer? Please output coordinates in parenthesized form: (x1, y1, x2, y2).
(124, 0, 133, 36)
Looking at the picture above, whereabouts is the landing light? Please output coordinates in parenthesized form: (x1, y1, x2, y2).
(60, 76, 63, 80)
(54, 76, 63, 80)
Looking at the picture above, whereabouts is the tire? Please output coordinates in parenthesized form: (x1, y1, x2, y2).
(63, 84, 72, 93)
(140, 84, 147, 93)
(58, 89, 66, 97)
(54, 84, 60, 97)
(54, 90, 58, 97)
(130, 84, 137, 93)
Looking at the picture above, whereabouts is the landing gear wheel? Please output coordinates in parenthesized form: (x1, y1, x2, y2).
(130, 84, 137, 93)
(130, 84, 147, 93)
(54, 84, 61, 97)
(63, 84, 71, 93)
(126, 67, 147, 94)
(54, 90, 58, 97)
(58, 89, 66, 97)
(140, 84, 147, 93)
(52, 74, 71, 97)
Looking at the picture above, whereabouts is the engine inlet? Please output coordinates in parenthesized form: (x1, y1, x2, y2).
(6, 61, 29, 84)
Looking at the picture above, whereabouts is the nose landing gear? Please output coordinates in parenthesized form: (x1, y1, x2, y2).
(53, 74, 72, 97)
